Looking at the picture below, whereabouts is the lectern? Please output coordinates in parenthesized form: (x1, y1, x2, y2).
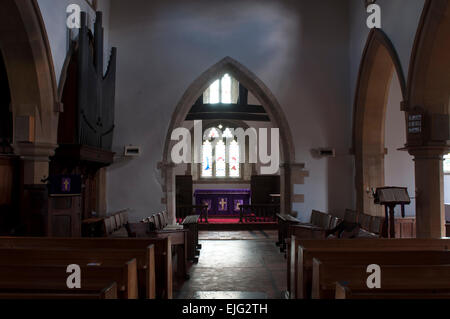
(373, 187, 411, 238)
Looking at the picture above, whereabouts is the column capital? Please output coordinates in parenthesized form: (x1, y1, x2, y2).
(404, 145, 450, 159)
(14, 142, 58, 162)
(157, 161, 176, 170)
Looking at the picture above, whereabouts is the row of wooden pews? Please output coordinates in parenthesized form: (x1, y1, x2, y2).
(283, 209, 391, 298)
(0, 237, 173, 299)
(136, 210, 200, 264)
(289, 237, 450, 299)
(129, 211, 193, 281)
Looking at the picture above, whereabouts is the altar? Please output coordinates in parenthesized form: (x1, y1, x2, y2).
(194, 189, 251, 216)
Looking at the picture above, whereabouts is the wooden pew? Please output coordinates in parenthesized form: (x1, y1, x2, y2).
(289, 237, 450, 299)
(302, 250, 450, 299)
(312, 260, 450, 299)
(276, 214, 300, 253)
(0, 282, 118, 299)
(0, 246, 155, 299)
(136, 212, 189, 281)
(182, 214, 201, 263)
(0, 237, 172, 299)
(0, 259, 138, 299)
(335, 282, 450, 299)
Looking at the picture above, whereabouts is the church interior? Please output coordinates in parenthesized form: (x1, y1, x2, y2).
(0, 0, 449, 302)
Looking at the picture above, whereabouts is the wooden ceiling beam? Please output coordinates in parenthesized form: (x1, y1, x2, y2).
(189, 103, 266, 114)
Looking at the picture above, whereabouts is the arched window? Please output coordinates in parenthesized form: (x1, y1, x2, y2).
(203, 74, 239, 104)
(201, 127, 241, 178)
(444, 154, 450, 174)
(201, 140, 213, 177)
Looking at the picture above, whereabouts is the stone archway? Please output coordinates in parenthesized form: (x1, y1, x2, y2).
(0, 0, 60, 183)
(404, 0, 450, 238)
(161, 57, 298, 221)
(352, 29, 407, 216)
(0, 0, 60, 233)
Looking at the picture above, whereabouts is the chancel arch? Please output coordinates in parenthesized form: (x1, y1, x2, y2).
(162, 57, 298, 222)
(352, 29, 407, 217)
(404, 0, 450, 238)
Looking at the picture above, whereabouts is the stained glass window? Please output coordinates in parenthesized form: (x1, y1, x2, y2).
(201, 140, 212, 177)
(201, 128, 241, 178)
(203, 74, 238, 104)
(444, 154, 450, 174)
(209, 79, 220, 104)
(229, 140, 240, 177)
(222, 128, 233, 139)
(206, 127, 220, 139)
(215, 140, 226, 177)
(221, 74, 232, 103)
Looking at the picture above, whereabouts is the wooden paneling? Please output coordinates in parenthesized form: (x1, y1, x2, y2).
(395, 217, 416, 238)
(0, 156, 17, 206)
(0, 155, 19, 234)
(48, 196, 82, 237)
(0, 52, 12, 154)
(176, 175, 193, 206)
(251, 175, 280, 204)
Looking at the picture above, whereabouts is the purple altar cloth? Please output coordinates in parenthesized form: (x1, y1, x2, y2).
(194, 189, 251, 216)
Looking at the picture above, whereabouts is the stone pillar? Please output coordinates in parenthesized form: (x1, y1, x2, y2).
(14, 142, 57, 235)
(160, 162, 176, 224)
(359, 151, 386, 217)
(408, 146, 448, 238)
(282, 162, 308, 217)
(14, 142, 57, 184)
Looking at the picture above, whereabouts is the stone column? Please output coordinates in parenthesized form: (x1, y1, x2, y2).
(160, 162, 176, 224)
(14, 142, 57, 184)
(359, 151, 386, 217)
(408, 146, 448, 238)
(14, 142, 57, 235)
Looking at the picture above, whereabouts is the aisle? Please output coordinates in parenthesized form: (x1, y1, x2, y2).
(175, 231, 286, 299)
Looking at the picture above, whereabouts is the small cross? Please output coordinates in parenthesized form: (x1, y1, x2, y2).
(219, 198, 227, 211)
(63, 179, 70, 191)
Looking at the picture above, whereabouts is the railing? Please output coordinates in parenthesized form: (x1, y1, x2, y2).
(239, 204, 280, 223)
(176, 205, 209, 223)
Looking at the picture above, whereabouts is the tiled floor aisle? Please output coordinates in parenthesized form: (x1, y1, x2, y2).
(175, 231, 286, 299)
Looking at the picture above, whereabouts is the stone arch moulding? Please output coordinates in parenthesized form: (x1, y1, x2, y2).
(403, 0, 450, 238)
(0, 0, 60, 183)
(352, 29, 407, 217)
(406, 0, 450, 119)
(161, 57, 301, 221)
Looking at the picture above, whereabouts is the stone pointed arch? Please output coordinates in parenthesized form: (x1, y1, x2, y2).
(162, 57, 296, 219)
(403, 0, 450, 238)
(352, 29, 407, 216)
(0, 0, 60, 169)
(406, 0, 450, 118)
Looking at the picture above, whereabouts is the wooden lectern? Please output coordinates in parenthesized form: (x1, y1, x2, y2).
(373, 187, 411, 238)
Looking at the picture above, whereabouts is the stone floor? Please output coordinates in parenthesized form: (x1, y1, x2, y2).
(198, 230, 278, 240)
(175, 231, 286, 299)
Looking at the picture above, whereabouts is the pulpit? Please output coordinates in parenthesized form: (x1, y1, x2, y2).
(194, 189, 250, 216)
